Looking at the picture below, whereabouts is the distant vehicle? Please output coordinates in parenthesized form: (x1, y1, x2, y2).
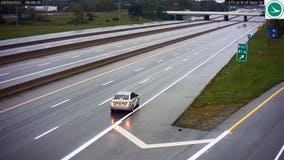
(111, 91, 140, 112)
(35, 6, 58, 12)
(260, 11, 265, 16)
(242, 24, 247, 28)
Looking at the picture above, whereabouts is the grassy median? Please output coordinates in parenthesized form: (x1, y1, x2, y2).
(0, 12, 153, 40)
(174, 25, 284, 131)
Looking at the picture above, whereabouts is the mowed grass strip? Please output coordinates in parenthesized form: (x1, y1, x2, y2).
(0, 12, 153, 40)
(174, 25, 284, 131)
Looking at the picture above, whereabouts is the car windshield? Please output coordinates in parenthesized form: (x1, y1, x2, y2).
(114, 95, 129, 100)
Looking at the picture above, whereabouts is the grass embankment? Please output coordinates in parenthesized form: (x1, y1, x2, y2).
(0, 12, 153, 40)
(174, 25, 284, 131)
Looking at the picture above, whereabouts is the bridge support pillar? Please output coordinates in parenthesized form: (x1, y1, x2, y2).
(224, 15, 229, 21)
(244, 15, 248, 22)
(204, 15, 210, 20)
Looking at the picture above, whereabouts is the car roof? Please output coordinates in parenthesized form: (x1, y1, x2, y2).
(115, 91, 132, 95)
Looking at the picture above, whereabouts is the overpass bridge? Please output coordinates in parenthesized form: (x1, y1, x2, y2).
(165, 11, 264, 21)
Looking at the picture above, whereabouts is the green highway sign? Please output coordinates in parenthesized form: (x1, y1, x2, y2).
(265, 0, 284, 19)
(236, 43, 248, 62)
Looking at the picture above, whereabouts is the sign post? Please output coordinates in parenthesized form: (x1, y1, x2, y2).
(236, 43, 248, 78)
(247, 34, 252, 40)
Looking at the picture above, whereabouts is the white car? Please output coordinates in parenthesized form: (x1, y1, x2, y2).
(111, 91, 140, 112)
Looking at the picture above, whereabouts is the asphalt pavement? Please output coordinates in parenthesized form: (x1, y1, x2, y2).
(0, 20, 233, 89)
(0, 17, 266, 160)
(0, 21, 184, 48)
(0, 21, 205, 57)
(184, 83, 284, 160)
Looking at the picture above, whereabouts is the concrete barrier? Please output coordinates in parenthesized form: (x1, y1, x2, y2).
(0, 22, 240, 98)
(0, 21, 214, 65)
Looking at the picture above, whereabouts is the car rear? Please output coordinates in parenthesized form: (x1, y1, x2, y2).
(111, 93, 132, 111)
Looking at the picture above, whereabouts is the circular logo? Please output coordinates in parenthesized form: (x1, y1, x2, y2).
(266, 0, 284, 18)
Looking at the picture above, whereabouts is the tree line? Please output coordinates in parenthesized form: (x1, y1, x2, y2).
(1, 0, 229, 20)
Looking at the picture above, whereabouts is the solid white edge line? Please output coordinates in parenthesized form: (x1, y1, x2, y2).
(34, 126, 59, 140)
(187, 131, 230, 160)
(61, 23, 260, 160)
(98, 97, 113, 106)
(186, 23, 261, 160)
(102, 80, 114, 86)
(61, 120, 122, 160)
(50, 99, 70, 108)
(274, 145, 284, 160)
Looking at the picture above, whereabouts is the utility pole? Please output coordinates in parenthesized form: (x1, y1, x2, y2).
(15, 5, 18, 28)
(118, 0, 121, 24)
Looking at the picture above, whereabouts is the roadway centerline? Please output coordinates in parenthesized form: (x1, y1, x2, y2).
(34, 126, 59, 140)
(102, 80, 114, 86)
(50, 99, 70, 108)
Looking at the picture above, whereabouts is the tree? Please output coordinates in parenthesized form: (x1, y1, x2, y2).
(71, 3, 84, 24)
(128, 1, 143, 16)
(143, 0, 155, 19)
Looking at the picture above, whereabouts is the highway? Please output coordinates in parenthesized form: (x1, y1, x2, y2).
(0, 19, 234, 90)
(0, 20, 208, 57)
(196, 84, 284, 160)
(0, 16, 265, 160)
(0, 21, 184, 48)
